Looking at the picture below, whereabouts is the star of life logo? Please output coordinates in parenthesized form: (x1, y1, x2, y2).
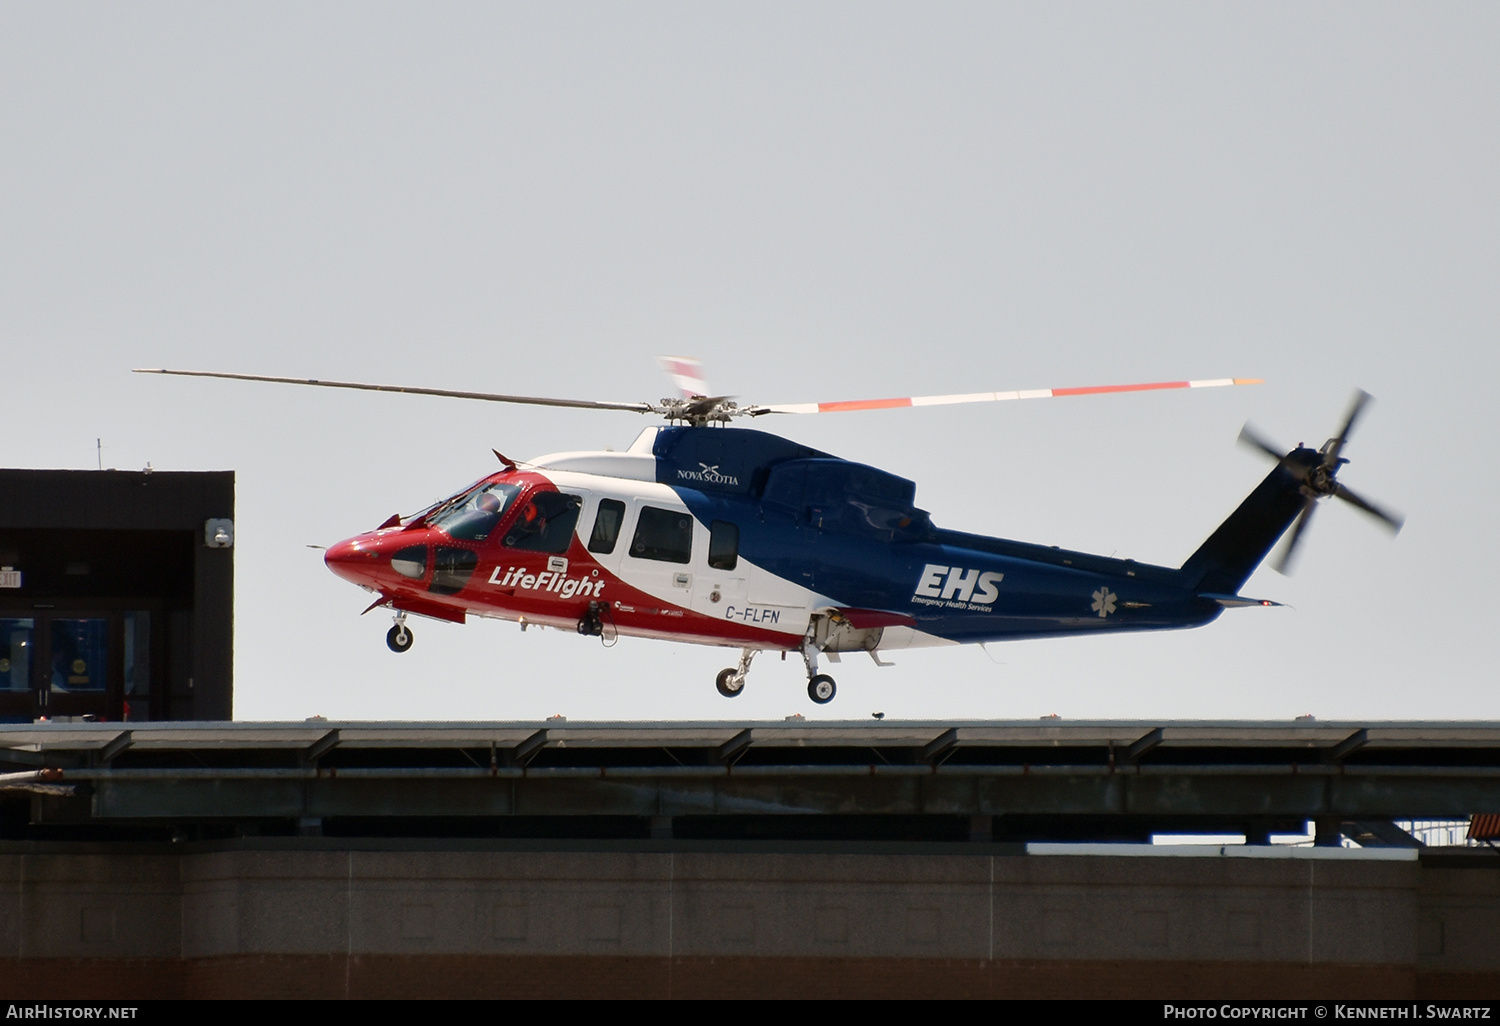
(1091, 587, 1117, 618)
(676, 462, 740, 486)
(911, 564, 1003, 611)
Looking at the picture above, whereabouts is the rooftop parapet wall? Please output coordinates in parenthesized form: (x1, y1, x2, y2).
(0, 846, 1493, 998)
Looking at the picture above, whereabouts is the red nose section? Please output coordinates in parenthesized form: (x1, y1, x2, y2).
(324, 535, 382, 585)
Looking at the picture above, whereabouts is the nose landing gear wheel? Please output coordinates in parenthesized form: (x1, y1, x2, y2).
(386, 624, 413, 653)
(807, 674, 836, 704)
(715, 668, 745, 698)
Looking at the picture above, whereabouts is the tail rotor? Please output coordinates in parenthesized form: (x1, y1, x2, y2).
(1237, 389, 1404, 575)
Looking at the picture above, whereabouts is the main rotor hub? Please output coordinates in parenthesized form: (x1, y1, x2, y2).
(653, 396, 748, 426)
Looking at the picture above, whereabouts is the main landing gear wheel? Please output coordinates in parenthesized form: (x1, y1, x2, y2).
(386, 624, 413, 653)
(715, 668, 745, 698)
(807, 674, 836, 704)
(716, 648, 756, 699)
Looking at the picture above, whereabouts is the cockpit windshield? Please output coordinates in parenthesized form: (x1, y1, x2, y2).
(428, 481, 522, 541)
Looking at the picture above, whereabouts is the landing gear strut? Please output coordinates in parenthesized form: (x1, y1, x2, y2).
(386, 613, 413, 653)
(802, 638, 836, 704)
(715, 648, 755, 698)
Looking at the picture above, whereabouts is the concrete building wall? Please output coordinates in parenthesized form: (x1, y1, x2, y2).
(0, 846, 1495, 998)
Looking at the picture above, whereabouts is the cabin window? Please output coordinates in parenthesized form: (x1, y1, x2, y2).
(708, 520, 739, 570)
(588, 499, 626, 554)
(504, 492, 582, 554)
(630, 506, 693, 564)
(430, 547, 479, 595)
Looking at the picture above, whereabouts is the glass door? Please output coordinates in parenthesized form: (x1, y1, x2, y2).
(0, 608, 156, 722)
(43, 615, 112, 720)
(0, 618, 35, 722)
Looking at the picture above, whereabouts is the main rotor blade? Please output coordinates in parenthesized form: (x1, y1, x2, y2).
(132, 369, 656, 415)
(1274, 498, 1318, 575)
(749, 377, 1262, 416)
(656, 355, 710, 399)
(1334, 482, 1405, 534)
(1324, 389, 1372, 467)
(1237, 423, 1286, 461)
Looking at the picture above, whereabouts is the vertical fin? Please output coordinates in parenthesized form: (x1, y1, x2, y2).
(1180, 457, 1310, 593)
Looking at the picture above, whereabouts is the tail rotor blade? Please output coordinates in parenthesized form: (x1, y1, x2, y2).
(1274, 499, 1318, 575)
(1325, 389, 1372, 466)
(1334, 482, 1405, 534)
(1237, 423, 1285, 462)
(1242, 389, 1399, 576)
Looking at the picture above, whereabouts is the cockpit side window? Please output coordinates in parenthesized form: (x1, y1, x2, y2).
(588, 498, 626, 554)
(504, 492, 583, 554)
(429, 547, 479, 595)
(431, 482, 522, 541)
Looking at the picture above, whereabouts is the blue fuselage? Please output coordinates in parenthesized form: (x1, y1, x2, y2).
(656, 426, 1236, 645)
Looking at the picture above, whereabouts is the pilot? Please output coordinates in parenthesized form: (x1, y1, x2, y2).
(505, 500, 545, 546)
(475, 491, 502, 513)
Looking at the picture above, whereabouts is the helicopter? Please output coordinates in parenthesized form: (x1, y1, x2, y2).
(134, 362, 1402, 704)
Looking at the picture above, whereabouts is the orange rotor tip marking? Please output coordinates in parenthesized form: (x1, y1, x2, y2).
(817, 397, 915, 413)
(1052, 381, 1191, 397)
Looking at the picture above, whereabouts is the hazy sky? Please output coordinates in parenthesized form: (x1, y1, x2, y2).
(2, 3, 1496, 722)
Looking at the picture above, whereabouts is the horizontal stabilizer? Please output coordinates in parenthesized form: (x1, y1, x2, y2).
(1199, 593, 1283, 609)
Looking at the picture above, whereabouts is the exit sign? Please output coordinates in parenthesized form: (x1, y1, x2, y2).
(0, 567, 20, 589)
